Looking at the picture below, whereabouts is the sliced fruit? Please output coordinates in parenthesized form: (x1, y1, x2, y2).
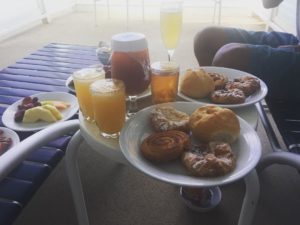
(41, 100, 70, 110)
(22, 106, 57, 123)
(42, 104, 63, 120)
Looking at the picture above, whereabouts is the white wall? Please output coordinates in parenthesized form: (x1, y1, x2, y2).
(0, 0, 76, 41)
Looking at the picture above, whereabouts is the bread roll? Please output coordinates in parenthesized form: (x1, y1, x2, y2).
(180, 68, 215, 98)
(189, 105, 240, 143)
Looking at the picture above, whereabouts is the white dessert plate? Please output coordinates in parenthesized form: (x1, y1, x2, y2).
(178, 67, 268, 109)
(2, 92, 79, 132)
(66, 76, 151, 100)
(0, 127, 20, 147)
(119, 102, 262, 187)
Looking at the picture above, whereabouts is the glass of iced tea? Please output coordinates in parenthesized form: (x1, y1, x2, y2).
(111, 32, 151, 117)
(72, 67, 105, 122)
(90, 79, 126, 138)
(150, 61, 179, 104)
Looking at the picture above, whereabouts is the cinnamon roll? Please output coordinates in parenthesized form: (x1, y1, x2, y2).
(141, 130, 190, 162)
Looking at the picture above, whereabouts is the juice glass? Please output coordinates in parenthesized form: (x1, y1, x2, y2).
(151, 61, 179, 104)
(90, 79, 126, 138)
(72, 67, 105, 122)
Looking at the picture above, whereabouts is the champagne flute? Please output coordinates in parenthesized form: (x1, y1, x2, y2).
(160, 0, 183, 61)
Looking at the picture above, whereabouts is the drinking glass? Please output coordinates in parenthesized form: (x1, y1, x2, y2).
(96, 41, 112, 78)
(90, 79, 126, 138)
(111, 32, 151, 117)
(72, 67, 105, 122)
(160, 0, 183, 61)
(151, 61, 179, 104)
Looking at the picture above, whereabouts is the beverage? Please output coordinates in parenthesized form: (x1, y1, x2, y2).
(160, 1, 183, 61)
(151, 61, 179, 104)
(72, 67, 105, 122)
(111, 49, 150, 96)
(160, 9, 182, 50)
(111, 32, 151, 116)
(90, 79, 126, 138)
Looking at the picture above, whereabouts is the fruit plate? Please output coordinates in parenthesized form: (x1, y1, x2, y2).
(177, 66, 268, 109)
(119, 102, 262, 187)
(2, 92, 79, 132)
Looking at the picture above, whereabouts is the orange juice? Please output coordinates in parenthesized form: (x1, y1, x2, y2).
(72, 67, 105, 122)
(151, 61, 179, 104)
(90, 79, 126, 138)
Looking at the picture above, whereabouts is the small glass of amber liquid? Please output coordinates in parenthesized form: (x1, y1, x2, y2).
(151, 61, 179, 104)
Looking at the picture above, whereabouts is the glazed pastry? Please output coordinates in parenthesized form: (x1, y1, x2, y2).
(189, 105, 240, 144)
(211, 88, 246, 104)
(180, 68, 215, 98)
(182, 142, 236, 177)
(140, 130, 190, 162)
(150, 106, 190, 132)
(225, 76, 260, 96)
(208, 72, 229, 90)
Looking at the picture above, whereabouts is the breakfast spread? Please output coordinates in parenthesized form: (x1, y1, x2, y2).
(150, 106, 190, 133)
(0, 129, 12, 156)
(140, 105, 240, 177)
(180, 68, 261, 104)
(14, 96, 69, 123)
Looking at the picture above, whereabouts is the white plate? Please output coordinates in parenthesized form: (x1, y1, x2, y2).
(66, 76, 151, 100)
(2, 92, 79, 132)
(120, 102, 262, 187)
(0, 127, 20, 147)
(178, 67, 268, 109)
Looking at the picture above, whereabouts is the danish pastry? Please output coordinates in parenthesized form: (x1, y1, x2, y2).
(225, 76, 260, 96)
(141, 130, 190, 162)
(208, 72, 229, 90)
(182, 142, 236, 177)
(150, 106, 190, 132)
(211, 88, 246, 104)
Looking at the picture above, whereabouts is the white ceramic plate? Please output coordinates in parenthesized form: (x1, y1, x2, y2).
(2, 92, 79, 132)
(66, 76, 151, 100)
(0, 127, 20, 147)
(120, 102, 262, 187)
(178, 67, 268, 109)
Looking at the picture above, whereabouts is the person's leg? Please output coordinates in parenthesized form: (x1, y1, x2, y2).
(193, 26, 299, 66)
(212, 43, 300, 100)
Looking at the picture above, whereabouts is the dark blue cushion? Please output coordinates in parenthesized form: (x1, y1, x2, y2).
(26, 147, 64, 168)
(0, 199, 22, 225)
(47, 135, 72, 150)
(8, 161, 51, 186)
(0, 178, 34, 205)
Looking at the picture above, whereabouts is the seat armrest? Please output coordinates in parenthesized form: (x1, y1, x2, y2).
(0, 120, 79, 181)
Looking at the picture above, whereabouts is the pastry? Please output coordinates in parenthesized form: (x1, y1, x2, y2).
(189, 105, 240, 143)
(150, 106, 190, 132)
(208, 72, 229, 90)
(140, 130, 190, 162)
(182, 141, 236, 177)
(225, 76, 260, 96)
(211, 88, 246, 104)
(180, 68, 215, 98)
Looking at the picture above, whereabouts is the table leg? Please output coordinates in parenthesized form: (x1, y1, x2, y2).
(237, 169, 260, 225)
(65, 130, 90, 225)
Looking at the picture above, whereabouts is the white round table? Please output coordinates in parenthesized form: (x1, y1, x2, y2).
(65, 99, 261, 225)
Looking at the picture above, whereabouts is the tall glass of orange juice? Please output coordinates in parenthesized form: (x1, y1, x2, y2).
(151, 61, 179, 104)
(72, 67, 105, 122)
(90, 79, 126, 138)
